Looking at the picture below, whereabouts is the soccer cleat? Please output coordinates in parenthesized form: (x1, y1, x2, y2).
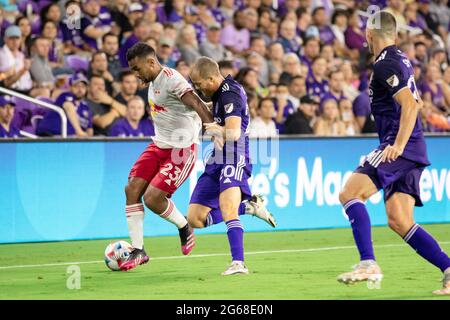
(432, 269, 450, 295)
(245, 195, 277, 228)
(337, 260, 383, 285)
(119, 247, 149, 271)
(179, 223, 196, 255)
(221, 261, 249, 276)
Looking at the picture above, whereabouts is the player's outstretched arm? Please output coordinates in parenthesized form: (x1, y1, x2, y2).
(381, 88, 421, 163)
(181, 91, 214, 124)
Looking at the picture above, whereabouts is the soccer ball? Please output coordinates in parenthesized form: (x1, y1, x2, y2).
(104, 240, 133, 271)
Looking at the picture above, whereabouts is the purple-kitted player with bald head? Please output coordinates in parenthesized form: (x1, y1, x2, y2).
(337, 10, 450, 295)
(188, 57, 276, 276)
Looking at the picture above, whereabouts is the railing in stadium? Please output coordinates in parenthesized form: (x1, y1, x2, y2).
(0, 86, 68, 138)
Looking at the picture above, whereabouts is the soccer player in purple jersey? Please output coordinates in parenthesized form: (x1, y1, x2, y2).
(337, 11, 450, 295)
(188, 57, 276, 276)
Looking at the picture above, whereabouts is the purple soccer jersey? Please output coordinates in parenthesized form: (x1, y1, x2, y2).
(318, 26, 336, 45)
(108, 118, 154, 137)
(81, 15, 108, 50)
(190, 75, 252, 209)
(369, 45, 430, 166)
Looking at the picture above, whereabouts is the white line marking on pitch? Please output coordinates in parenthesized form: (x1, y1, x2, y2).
(1, 241, 449, 270)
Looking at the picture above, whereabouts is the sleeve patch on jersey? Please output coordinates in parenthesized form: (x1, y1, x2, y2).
(224, 103, 234, 114)
(386, 74, 399, 87)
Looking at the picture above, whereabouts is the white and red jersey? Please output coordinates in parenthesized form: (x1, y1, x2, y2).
(147, 67, 202, 149)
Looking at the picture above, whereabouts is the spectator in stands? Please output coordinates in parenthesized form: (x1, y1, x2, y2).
(344, 8, 368, 53)
(29, 37, 55, 89)
(218, 60, 237, 78)
(178, 24, 201, 66)
(246, 52, 270, 87)
(352, 88, 371, 131)
(80, 0, 112, 52)
(249, 35, 270, 83)
(0, 95, 20, 138)
(249, 97, 278, 138)
(157, 37, 176, 68)
(278, 19, 301, 54)
(267, 42, 285, 83)
(199, 22, 227, 62)
(0, 26, 32, 94)
(274, 83, 295, 133)
(339, 98, 359, 135)
(421, 63, 450, 114)
(115, 71, 139, 106)
(102, 33, 122, 81)
(156, 0, 186, 25)
(287, 75, 307, 109)
(119, 18, 152, 67)
(285, 95, 318, 134)
(88, 52, 114, 95)
(300, 36, 321, 73)
(176, 59, 191, 79)
(314, 98, 346, 136)
(109, 96, 154, 137)
(279, 52, 302, 85)
(320, 69, 346, 112)
(235, 66, 268, 97)
(86, 75, 127, 136)
(340, 60, 360, 101)
(41, 20, 65, 71)
(312, 7, 338, 47)
(221, 11, 251, 56)
(16, 16, 32, 55)
(37, 73, 93, 137)
(306, 57, 329, 103)
(330, 9, 348, 46)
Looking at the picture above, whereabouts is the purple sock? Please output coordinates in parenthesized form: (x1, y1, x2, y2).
(404, 224, 450, 272)
(344, 199, 376, 261)
(225, 219, 244, 262)
(205, 203, 245, 227)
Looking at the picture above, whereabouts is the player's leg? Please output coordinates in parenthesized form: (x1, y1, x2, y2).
(124, 177, 149, 250)
(188, 201, 266, 228)
(337, 172, 382, 284)
(120, 144, 161, 271)
(143, 184, 195, 255)
(385, 192, 450, 295)
(144, 144, 197, 255)
(220, 186, 248, 275)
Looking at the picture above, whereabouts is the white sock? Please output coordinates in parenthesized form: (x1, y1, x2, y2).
(160, 198, 187, 229)
(126, 203, 145, 249)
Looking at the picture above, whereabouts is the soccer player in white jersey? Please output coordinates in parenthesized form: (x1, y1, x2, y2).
(119, 42, 214, 271)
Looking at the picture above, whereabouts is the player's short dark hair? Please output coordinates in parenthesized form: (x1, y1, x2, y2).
(368, 10, 397, 39)
(304, 36, 320, 47)
(126, 42, 156, 62)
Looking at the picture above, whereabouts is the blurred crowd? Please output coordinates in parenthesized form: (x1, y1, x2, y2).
(1, 0, 450, 138)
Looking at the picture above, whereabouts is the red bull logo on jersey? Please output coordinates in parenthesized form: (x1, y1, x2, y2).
(149, 99, 167, 118)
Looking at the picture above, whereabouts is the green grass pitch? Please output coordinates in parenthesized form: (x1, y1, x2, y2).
(1, 224, 450, 300)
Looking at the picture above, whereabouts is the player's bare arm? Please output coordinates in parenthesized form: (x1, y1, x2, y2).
(62, 101, 87, 137)
(181, 91, 214, 124)
(381, 88, 421, 163)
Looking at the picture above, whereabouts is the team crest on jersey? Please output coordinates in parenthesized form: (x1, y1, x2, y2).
(224, 103, 234, 114)
(222, 83, 230, 92)
(148, 99, 167, 118)
(386, 74, 399, 87)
